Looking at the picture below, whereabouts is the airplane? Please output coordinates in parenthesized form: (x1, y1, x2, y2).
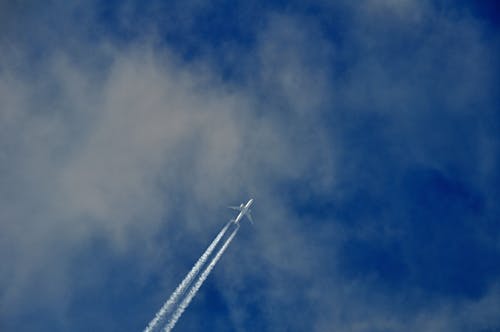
(228, 198, 254, 225)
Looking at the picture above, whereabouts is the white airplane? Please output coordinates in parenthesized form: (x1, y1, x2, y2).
(228, 198, 254, 225)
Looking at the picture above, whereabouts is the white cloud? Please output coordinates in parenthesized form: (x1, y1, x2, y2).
(0, 18, 337, 327)
(0, 2, 498, 331)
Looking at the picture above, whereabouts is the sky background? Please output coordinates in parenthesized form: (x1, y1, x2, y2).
(1, 0, 499, 331)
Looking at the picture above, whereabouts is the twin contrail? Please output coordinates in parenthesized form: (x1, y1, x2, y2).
(144, 221, 232, 332)
(145, 199, 253, 331)
(163, 225, 240, 332)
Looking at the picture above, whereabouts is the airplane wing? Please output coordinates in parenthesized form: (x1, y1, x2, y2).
(228, 206, 240, 211)
(246, 211, 254, 225)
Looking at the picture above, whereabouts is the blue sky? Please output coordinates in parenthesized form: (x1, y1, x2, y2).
(1, 1, 499, 331)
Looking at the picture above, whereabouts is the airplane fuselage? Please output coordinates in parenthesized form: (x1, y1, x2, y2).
(233, 198, 254, 224)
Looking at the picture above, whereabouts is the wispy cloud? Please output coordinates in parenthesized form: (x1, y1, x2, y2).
(0, 1, 498, 331)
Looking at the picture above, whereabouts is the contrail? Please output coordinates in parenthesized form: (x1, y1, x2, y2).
(144, 221, 232, 332)
(163, 224, 240, 332)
